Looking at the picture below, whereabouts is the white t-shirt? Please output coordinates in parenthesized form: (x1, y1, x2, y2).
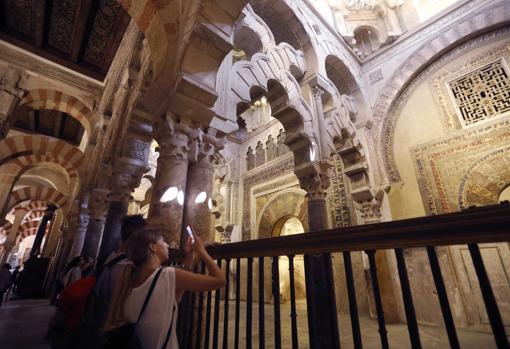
(124, 267, 179, 349)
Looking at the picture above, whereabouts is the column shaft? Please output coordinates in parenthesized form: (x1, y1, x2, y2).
(148, 154, 189, 247)
(182, 161, 215, 242)
(97, 200, 128, 267)
(81, 217, 106, 260)
(68, 213, 90, 259)
(31, 204, 57, 257)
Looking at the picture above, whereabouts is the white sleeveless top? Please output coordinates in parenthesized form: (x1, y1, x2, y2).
(124, 267, 179, 349)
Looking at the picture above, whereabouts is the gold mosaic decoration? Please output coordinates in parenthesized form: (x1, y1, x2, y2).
(448, 59, 510, 127)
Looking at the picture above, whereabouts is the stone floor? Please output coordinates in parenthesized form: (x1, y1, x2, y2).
(0, 298, 53, 349)
(208, 300, 501, 349)
(0, 298, 504, 349)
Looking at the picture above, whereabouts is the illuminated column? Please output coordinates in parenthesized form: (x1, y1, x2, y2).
(182, 130, 223, 243)
(148, 114, 193, 247)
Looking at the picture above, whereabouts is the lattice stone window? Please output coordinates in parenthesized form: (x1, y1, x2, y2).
(448, 59, 510, 127)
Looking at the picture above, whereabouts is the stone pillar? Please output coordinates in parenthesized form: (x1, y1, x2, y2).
(182, 130, 223, 244)
(0, 66, 24, 139)
(68, 212, 90, 259)
(297, 162, 340, 348)
(0, 206, 28, 263)
(148, 114, 193, 247)
(96, 160, 145, 267)
(31, 204, 57, 257)
(312, 85, 330, 161)
(81, 188, 109, 260)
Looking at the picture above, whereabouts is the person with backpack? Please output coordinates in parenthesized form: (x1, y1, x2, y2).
(72, 215, 148, 349)
(103, 227, 225, 349)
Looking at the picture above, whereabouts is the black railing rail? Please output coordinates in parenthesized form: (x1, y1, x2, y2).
(172, 203, 510, 349)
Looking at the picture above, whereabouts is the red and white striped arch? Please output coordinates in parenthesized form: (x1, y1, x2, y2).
(20, 89, 95, 135)
(6, 187, 67, 214)
(22, 209, 45, 224)
(0, 135, 84, 171)
(0, 221, 12, 237)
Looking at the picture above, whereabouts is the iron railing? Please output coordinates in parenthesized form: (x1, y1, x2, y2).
(170, 203, 510, 349)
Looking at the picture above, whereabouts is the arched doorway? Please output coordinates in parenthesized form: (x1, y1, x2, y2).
(272, 216, 306, 303)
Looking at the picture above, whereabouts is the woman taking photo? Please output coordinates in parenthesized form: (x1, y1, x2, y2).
(104, 228, 225, 349)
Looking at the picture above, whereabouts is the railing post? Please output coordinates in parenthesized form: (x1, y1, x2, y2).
(366, 250, 389, 349)
(468, 244, 509, 349)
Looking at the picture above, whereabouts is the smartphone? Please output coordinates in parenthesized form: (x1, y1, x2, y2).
(186, 226, 195, 243)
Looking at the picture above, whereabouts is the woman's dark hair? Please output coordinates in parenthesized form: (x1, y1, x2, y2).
(120, 215, 147, 242)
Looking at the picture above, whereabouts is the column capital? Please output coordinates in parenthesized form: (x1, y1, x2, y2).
(109, 160, 147, 203)
(190, 129, 225, 166)
(87, 188, 110, 220)
(357, 199, 382, 224)
(295, 161, 332, 201)
(154, 114, 195, 160)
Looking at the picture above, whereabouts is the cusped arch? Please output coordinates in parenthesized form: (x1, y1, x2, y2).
(459, 146, 510, 209)
(257, 189, 308, 239)
(20, 89, 95, 136)
(374, 4, 510, 182)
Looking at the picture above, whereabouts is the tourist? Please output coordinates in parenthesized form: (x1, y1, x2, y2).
(73, 215, 148, 349)
(0, 263, 12, 307)
(103, 228, 226, 349)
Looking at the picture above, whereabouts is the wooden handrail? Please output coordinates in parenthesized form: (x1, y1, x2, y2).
(168, 203, 510, 260)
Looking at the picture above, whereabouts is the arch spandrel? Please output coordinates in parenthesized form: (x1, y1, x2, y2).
(373, 3, 510, 183)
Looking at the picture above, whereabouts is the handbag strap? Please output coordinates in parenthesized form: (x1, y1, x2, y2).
(136, 268, 163, 324)
(161, 304, 177, 349)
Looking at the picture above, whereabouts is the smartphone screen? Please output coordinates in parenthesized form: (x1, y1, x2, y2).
(186, 226, 195, 243)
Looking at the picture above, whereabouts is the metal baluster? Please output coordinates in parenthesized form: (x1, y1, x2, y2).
(186, 277, 197, 349)
(176, 292, 188, 347)
(468, 244, 509, 349)
(204, 287, 213, 349)
(288, 255, 299, 349)
(426, 247, 460, 349)
(234, 257, 241, 349)
(259, 256, 265, 348)
(223, 259, 231, 349)
(395, 248, 422, 349)
(213, 259, 222, 349)
(272, 256, 282, 349)
(343, 251, 363, 349)
(246, 257, 253, 349)
(195, 262, 206, 349)
(366, 250, 389, 349)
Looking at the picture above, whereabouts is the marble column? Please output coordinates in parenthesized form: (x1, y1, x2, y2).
(81, 188, 109, 260)
(182, 130, 223, 243)
(30, 204, 56, 257)
(96, 198, 128, 267)
(312, 85, 330, 161)
(96, 160, 145, 267)
(68, 212, 90, 259)
(297, 163, 340, 348)
(0, 206, 28, 263)
(148, 115, 193, 247)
